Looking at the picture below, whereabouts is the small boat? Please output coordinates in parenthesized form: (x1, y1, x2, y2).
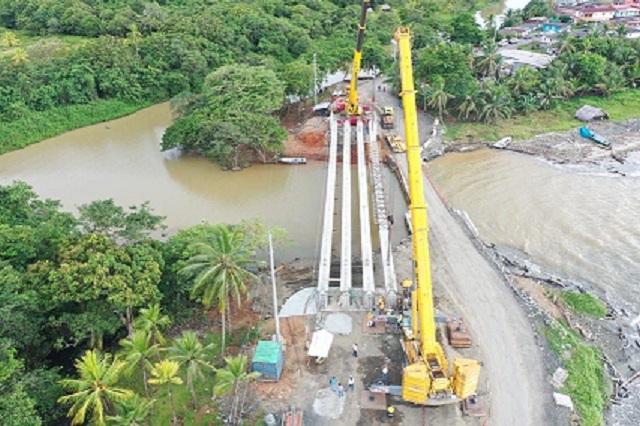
(279, 157, 307, 165)
(579, 127, 610, 148)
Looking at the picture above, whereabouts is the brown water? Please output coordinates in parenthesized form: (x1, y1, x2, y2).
(0, 103, 407, 261)
(429, 149, 640, 310)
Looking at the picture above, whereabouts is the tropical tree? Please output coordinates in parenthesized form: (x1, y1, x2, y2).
(181, 224, 258, 355)
(12, 48, 29, 65)
(426, 79, 453, 120)
(477, 83, 514, 124)
(595, 70, 626, 97)
(58, 350, 133, 426)
(1, 31, 19, 47)
(457, 94, 478, 120)
(119, 331, 160, 397)
(148, 361, 182, 425)
(106, 396, 153, 426)
(476, 42, 503, 79)
(167, 331, 214, 408)
(213, 355, 260, 425)
(615, 24, 628, 38)
(134, 304, 171, 346)
(556, 31, 575, 55)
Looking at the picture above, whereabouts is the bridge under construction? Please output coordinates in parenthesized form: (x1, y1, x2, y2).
(316, 113, 398, 310)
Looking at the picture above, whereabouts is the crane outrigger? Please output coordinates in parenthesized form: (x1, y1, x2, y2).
(395, 26, 481, 405)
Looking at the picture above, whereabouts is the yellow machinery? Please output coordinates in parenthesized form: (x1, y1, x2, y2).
(395, 26, 481, 406)
(346, 0, 370, 116)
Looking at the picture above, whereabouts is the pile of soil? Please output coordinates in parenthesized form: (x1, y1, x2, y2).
(283, 117, 329, 160)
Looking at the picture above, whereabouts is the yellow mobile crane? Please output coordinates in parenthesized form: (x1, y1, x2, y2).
(395, 27, 481, 405)
(345, 0, 370, 117)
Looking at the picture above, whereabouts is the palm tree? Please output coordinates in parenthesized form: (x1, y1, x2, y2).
(167, 331, 215, 408)
(106, 396, 154, 426)
(476, 42, 502, 79)
(181, 224, 258, 355)
(148, 360, 183, 425)
(426, 80, 453, 120)
(58, 350, 134, 426)
(478, 83, 514, 124)
(12, 48, 28, 65)
(457, 95, 477, 120)
(119, 331, 160, 398)
(1, 31, 19, 47)
(596, 71, 625, 97)
(213, 355, 260, 425)
(135, 304, 171, 346)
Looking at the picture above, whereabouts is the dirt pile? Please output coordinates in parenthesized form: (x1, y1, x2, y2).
(284, 117, 329, 160)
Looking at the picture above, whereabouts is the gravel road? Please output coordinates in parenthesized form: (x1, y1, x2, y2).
(368, 80, 553, 425)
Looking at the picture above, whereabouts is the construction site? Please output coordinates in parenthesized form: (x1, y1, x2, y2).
(245, 2, 559, 425)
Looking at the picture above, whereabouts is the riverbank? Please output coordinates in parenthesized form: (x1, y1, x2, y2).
(444, 89, 640, 143)
(0, 99, 150, 155)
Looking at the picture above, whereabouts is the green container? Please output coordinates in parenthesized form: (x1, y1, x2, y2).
(252, 340, 284, 381)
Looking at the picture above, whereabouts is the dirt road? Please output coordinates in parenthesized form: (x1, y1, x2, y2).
(371, 81, 553, 425)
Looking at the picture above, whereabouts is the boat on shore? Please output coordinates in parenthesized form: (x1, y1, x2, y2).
(579, 127, 611, 148)
(279, 157, 307, 165)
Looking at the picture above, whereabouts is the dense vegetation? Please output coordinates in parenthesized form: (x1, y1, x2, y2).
(0, 181, 286, 425)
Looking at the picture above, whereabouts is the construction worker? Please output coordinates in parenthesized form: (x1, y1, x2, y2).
(387, 405, 395, 418)
(397, 313, 403, 332)
(377, 296, 385, 314)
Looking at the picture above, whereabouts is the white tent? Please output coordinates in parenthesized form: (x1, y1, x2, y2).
(307, 329, 334, 358)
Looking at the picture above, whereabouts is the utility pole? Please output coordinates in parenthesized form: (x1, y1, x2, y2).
(269, 231, 281, 343)
(313, 52, 318, 105)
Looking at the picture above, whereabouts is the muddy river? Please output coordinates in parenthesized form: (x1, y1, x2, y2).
(0, 103, 407, 262)
(429, 149, 640, 311)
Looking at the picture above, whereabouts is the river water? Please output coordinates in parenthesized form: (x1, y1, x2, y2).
(0, 103, 408, 262)
(429, 149, 640, 311)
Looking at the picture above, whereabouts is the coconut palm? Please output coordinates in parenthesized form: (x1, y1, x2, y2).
(106, 395, 154, 426)
(167, 331, 214, 408)
(12, 48, 28, 65)
(213, 355, 260, 425)
(148, 360, 182, 425)
(58, 350, 134, 426)
(615, 24, 629, 38)
(476, 42, 503, 79)
(119, 330, 160, 397)
(426, 79, 453, 120)
(478, 83, 514, 124)
(134, 304, 171, 346)
(596, 71, 626, 97)
(181, 224, 258, 355)
(1, 31, 19, 47)
(457, 94, 478, 120)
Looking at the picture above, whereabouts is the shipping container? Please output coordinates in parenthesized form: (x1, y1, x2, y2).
(251, 340, 284, 381)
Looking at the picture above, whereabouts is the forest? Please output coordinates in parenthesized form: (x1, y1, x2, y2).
(0, 181, 289, 425)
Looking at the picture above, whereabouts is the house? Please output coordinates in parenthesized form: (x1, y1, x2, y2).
(576, 6, 617, 22)
(500, 26, 532, 37)
(613, 5, 640, 17)
(555, 0, 578, 6)
(542, 22, 571, 32)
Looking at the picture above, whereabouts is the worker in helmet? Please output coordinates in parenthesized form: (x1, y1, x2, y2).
(387, 405, 395, 418)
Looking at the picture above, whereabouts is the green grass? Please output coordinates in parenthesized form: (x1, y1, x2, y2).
(445, 89, 640, 142)
(546, 323, 607, 426)
(0, 99, 150, 155)
(561, 291, 607, 318)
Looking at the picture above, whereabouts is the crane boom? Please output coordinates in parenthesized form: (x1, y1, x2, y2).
(347, 0, 370, 116)
(395, 26, 481, 406)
